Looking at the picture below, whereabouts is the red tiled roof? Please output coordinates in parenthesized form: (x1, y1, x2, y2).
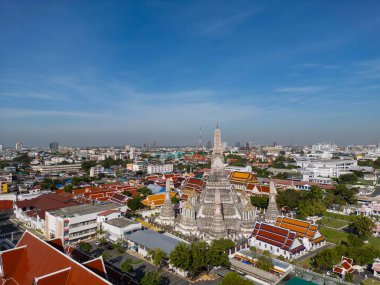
(0, 231, 111, 285)
(82, 257, 107, 279)
(97, 209, 121, 216)
(15, 193, 79, 219)
(251, 222, 305, 254)
(0, 200, 13, 209)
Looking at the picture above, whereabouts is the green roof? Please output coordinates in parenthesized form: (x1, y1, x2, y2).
(286, 277, 317, 285)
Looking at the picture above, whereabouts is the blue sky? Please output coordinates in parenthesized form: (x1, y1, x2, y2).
(1, 0, 379, 147)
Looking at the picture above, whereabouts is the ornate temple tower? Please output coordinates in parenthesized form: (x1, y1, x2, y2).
(264, 181, 280, 223)
(209, 188, 227, 240)
(156, 178, 175, 226)
(176, 190, 199, 236)
(240, 189, 257, 237)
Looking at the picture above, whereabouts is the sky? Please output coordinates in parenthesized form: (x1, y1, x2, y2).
(1, 0, 380, 147)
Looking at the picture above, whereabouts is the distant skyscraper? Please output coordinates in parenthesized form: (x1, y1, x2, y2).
(207, 140, 212, 149)
(0, 145, 2, 151)
(125, 145, 131, 152)
(235, 142, 241, 148)
(15, 142, 22, 151)
(49, 142, 59, 151)
(245, 141, 251, 149)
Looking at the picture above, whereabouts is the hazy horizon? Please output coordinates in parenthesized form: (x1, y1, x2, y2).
(1, 1, 379, 146)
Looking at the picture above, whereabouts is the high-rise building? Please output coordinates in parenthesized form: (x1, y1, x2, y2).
(206, 140, 212, 149)
(0, 145, 3, 151)
(125, 145, 130, 152)
(49, 142, 59, 151)
(15, 142, 22, 151)
(235, 142, 241, 148)
(245, 141, 251, 149)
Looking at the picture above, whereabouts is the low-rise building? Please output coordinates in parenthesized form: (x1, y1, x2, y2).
(125, 230, 188, 257)
(249, 222, 307, 260)
(147, 164, 173, 174)
(45, 202, 126, 244)
(32, 163, 82, 173)
(101, 217, 141, 242)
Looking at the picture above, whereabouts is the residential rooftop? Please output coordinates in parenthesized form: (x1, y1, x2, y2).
(48, 202, 122, 218)
(104, 217, 138, 228)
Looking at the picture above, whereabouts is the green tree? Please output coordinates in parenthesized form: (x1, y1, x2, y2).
(81, 160, 97, 172)
(102, 250, 111, 261)
(140, 271, 162, 285)
(169, 242, 192, 272)
(40, 178, 57, 190)
(350, 216, 375, 241)
(298, 198, 325, 217)
(78, 242, 92, 253)
(256, 255, 272, 271)
(13, 153, 31, 165)
(121, 258, 134, 273)
(345, 273, 353, 282)
(311, 247, 341, 271)
(250, 195, 269, 209)
(309, 186, 324, 200)
(148, 248, 167, 266)
(339, 173, 358, 184)
(219, 272, 253, 285)
(334, 185, 357, 205)
(64, 184, 73, 193)
(138, 187, 152, 198)
(113, 239, 124, 254)
(127, 196, 144, 211)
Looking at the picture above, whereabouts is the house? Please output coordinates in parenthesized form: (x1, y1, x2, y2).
(275, 217, 326, 250)
(249, 222, 307, 260)
(372, 258, 380, 277)
(101, 218, 141, 242)
(14, 193, 79, 231)
(333, 256, 355, 277)
(0, 231, 112, 285)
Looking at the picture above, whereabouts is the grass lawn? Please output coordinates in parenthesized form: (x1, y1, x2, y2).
(323, 212, 355, 222)
(361, 279, 380, 285)
(320, 227, 349, 244)
(319, 217, 349, 229)
(320, 227, 380, 248)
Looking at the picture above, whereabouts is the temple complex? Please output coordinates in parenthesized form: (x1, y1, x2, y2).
(174, 125, 258, 241)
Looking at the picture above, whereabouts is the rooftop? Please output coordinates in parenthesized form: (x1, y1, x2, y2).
(125, 230, 188, 255)
(105, 218, 139, 228)
(49, 202, 122, 218)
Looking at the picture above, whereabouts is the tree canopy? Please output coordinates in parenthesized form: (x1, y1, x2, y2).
(148, 248, 167, 266)
(349, 216, 375, 241)
(140, 271, 162, 285)
(219, 272, 253, 285)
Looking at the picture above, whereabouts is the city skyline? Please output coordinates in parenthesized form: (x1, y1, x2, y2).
(1, 0, 380, 146)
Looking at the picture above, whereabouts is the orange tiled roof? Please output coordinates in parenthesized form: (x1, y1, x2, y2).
(275, 217, 325, 243)
(229, 171, 258, 184)
(141, 192, 176, 207)
(0, 231, 111, 285)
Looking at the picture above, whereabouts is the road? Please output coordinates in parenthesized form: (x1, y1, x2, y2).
(0, 210, 24, 245)
(87, 240, 193, 285)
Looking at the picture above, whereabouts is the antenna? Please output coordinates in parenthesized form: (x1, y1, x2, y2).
(198, 126, 202, 149)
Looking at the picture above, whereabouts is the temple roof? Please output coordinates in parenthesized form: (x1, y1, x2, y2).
(0, 231, 111, 285)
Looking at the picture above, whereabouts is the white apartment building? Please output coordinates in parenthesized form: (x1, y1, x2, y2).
(31, 163, 82, 173)
(90, 165, 105, 177)
(147, 163, 173, 174)
(296, 159, 357, 178)
(127, 161, 147, 172)
(45, 203, 127, 244)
